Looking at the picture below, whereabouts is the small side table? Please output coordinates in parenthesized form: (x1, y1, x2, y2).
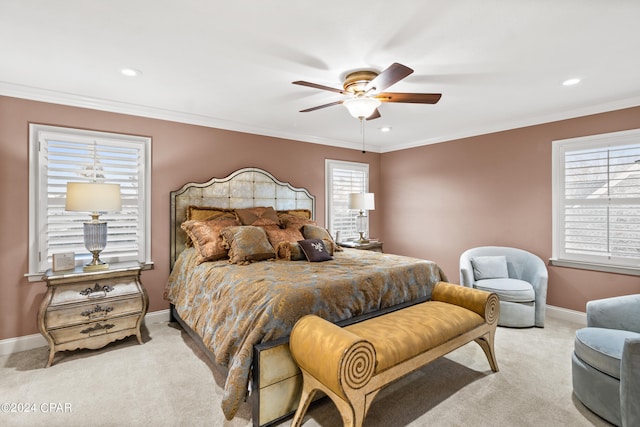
(38, 262, 148, 367)
(338, 240, 384, 253)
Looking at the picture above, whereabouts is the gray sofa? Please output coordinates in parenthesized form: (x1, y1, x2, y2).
(572, 294, 640, 426)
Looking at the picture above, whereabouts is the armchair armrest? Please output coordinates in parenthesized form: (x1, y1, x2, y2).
(621, 337, 640, 427)
(459, 256, 475, 287)
(587, 294, 640, 333)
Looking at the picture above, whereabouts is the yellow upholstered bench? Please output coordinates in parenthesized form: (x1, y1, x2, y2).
(289, 281, 500, 427)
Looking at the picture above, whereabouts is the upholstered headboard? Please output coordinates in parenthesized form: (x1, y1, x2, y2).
(170, 167, 315, 268)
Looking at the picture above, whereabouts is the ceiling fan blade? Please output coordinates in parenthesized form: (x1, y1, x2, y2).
(292, 80, 345, 94)
(364, 63, 413, 93)
(375, 92, 442, 104)
(366, 109, 381, 120)
(299, 100, 343, 112)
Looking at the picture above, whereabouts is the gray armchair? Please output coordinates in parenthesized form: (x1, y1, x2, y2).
(572, 294, 640, 426)
(460, 246, 547, 327)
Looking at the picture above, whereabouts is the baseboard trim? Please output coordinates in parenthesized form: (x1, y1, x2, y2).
(0, 306, 585, 357)
(0, 309, 171, 357)
(546, 304, 586, 326)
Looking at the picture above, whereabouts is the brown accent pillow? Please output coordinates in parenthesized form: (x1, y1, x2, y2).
(235, 206, 280, 226)
(277, 213, 316, 230)
(301, 224, 342, 254)
(277, 209, 313, 219)
(261, 225, 305, 249)
(274, 242, 307, 261)
(298, 239, 333, 262)
(220, 226, 275, 265)
(181, 217, 240, 263)
(184, 206, 237, 247)
(187, 206, 236, 221)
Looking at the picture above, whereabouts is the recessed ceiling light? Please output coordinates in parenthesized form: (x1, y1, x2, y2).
(379, 126, 392, 132)
(562, 78, 581, 86)
(121, 68, 142, 77)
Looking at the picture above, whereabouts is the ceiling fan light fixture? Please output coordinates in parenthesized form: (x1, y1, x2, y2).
(343, 97, 381, 119)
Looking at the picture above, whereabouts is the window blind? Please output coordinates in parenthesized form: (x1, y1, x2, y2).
(326, 160, 369, 241)
(30, 125, 151, 274)
(554, 132, 640, 268)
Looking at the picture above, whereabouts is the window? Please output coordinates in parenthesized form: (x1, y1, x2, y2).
(551, 129, 640, 275)
(325, 159, 369, 241)
(28, 124, 152, 277)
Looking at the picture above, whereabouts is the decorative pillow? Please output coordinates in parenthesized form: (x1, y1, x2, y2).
(274, 242, 307, 261)
(220, 226, 275, 265)
(184, 206, 237, 246)
(181, 217, 240, 263)
(301, 224, 342, 254)
(235, 206, 280, 226)
(298, 239, 333, 262)
(471, 256, 509, 280)
(261, 224, 305, 249)
(277, 209, 313, 220)
(187, 205, 236, 221)
(277, 213, 316, 230)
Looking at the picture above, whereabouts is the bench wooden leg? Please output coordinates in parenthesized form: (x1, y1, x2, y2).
(474, 330, 499, 372)
(291, 370, 318, 427)
(291, 369, 370, 427)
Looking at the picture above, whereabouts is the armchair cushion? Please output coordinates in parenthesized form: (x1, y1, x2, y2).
(575, 327, 640, 380)
(475, 278, 535, 303)
(471, 256, 509, 280)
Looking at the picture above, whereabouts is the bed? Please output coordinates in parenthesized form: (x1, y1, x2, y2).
(165, 167, 446, 426)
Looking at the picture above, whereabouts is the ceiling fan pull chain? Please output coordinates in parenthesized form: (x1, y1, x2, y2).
(361, 118, 366, 154)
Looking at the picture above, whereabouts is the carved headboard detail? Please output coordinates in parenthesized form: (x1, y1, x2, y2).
(170, 167, 315, 268)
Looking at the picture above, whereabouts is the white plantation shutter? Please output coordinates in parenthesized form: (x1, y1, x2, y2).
(29, 124, 151, 275)
(553, 129, 640, 271)
(326, 160, 369, 240)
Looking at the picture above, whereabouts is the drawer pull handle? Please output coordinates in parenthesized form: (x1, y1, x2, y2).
(81, 305, 114, 318)
(80, 323, 115, 335)
(79, 283, 114, 299)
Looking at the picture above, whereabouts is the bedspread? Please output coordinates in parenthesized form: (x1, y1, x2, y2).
(164, 247, 446, 419)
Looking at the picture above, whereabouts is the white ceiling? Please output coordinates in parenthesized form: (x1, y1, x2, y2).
(2, 1, 639, 153)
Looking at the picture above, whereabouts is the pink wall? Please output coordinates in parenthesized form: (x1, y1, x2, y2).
(0, 96, 381, 340)
(381, 106, 640, 312)
(1, 94, 639, 341)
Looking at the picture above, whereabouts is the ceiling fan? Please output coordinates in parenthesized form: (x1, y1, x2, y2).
(293, 63, 441, 120)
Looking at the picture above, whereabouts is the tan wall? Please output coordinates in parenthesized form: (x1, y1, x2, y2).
(0, 96, 381, 340)
(380, 106, 640, 312)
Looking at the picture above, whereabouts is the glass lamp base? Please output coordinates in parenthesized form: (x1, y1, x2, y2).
(83, 221, 109, 271)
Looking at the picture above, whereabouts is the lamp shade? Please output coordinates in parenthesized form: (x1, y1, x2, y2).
(348, 193, 375, 211)
(65, 182, 122, 212)
(343, 97, 381, 119)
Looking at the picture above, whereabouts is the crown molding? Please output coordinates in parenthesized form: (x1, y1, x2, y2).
(2, 81, 638, 154)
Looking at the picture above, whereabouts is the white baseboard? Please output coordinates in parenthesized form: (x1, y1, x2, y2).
(0, 309, 171, 357)
(546, 304, 586, 326)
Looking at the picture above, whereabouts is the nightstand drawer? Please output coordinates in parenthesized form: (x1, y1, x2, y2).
(49, 314, 140, 345)
(45, 295, 144, 329)
(50, 277, 140, 306)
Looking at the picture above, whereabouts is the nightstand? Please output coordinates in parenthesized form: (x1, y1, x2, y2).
(338, 240, 384, 253)
(38, 262, 148, 367)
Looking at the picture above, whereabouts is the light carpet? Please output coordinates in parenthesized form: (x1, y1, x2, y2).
(0, 317, 612, 427)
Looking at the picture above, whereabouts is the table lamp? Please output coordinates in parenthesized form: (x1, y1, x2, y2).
(348, 192, 375, 243)
(65, 182, 121, 271)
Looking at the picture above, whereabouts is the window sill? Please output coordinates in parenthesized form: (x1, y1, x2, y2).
(549, 259, 640, 277)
